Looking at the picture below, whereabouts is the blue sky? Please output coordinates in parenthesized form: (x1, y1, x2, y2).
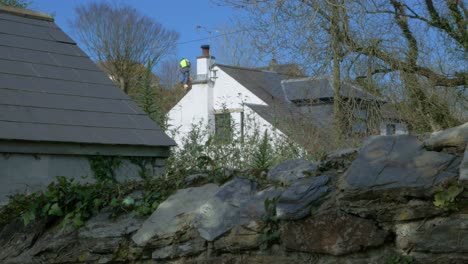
(33, 0, 240, 65)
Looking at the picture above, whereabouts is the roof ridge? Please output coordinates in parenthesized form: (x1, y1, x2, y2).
(215, 63, 299, 77)
(0, 5, 53, 22)
(215, 63, 270, 73)
(281, 76, 332, 83)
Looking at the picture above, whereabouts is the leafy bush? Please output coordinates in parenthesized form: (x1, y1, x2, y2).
(166, 117, 308, 186)
(0, 176, 177, 230)
(250, 130, 275, 174)
(259, 196, 281, 250)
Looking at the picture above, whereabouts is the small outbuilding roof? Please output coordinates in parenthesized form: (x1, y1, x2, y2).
(0, 6, 175, 156)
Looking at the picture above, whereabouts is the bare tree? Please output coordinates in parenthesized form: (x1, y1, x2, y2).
(213, 21, 263, 67)
(158, 59, 180, 89)
(71, 2, 179, 94)
(0, 0, 30, 8)
(216, 0, 467, 132)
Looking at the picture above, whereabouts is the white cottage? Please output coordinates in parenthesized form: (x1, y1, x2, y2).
(168, 45, 407, 147)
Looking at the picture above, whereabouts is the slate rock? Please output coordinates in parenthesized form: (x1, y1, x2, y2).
(213, 221, 262, 252)
(344, 135, 456, 192)
(396, 214, 468, 254)
(184, 256, 309, 264)
(339, 199, 443, 223)
(424, 122, 468, 150)
(79, 211, 143, 238)
(460, 144, 468, 181)
(240, 186, 284, 221)
(195, 178, 256, 241)
(0, 218, 45, 261)
(185, 173, 209, 186)
(282, 212, 387, 256)
(320, 148, 358, 172)
(406, 252, 468, 264)
(132, 183, 219, 246)
(152, 237, 206, 260)
(267, 159, 318, 185)
(18, 225, 81, 264)
(277, 175, 332, 220)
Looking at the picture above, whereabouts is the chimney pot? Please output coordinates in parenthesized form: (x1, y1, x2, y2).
(201, 45, 210, 57)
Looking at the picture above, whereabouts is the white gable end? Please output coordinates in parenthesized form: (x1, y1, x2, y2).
(167, 65, 284, 146)
(212, 65, 267, 110)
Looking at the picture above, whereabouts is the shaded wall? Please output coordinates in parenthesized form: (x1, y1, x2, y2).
(0, 153, 165, 204)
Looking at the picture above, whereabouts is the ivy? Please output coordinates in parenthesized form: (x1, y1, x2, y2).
(433, 182, 464, 211)
(0, 176, 177, 230)
(88, 155, 122, 182)
(129, 157, 154, 180)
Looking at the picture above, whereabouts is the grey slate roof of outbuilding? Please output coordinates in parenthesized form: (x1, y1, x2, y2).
(0, 7, 175, 151)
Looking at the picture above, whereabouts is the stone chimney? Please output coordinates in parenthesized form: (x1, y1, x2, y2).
(196, 45, 215, 81)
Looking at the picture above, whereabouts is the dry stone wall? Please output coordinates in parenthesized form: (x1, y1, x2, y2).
(1, 123, 467, 264)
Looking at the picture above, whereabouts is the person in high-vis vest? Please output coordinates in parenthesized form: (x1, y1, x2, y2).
(179, 58, 191, 89)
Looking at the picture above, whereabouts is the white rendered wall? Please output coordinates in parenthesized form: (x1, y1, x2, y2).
(168, 66, 271, 146)
(212, 66, 266, 110)
(167, 82, 212, 145)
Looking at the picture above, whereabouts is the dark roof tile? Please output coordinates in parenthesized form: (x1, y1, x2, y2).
(0, 8, 175, 149)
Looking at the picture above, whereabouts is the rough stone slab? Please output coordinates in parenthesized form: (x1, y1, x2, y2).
(315, 246, 396, 264)
(396, 214, 468, 254)
(344, 135, 456, 191)
(460, 144, 468, 181)
(267, 159, 318, 185)
(184, 256, 310, 264)
(16, 225, 81, 263)
(407, 252, 468, 264)
(152, 237, 206, 260)
(277, 175, 332, 220)
(282, 212, 387, 256)
(195, 178, 256, 241)
(0, 219, 45, 261)
(424, 122, 468, 150)
(240, 186, 283, 221)
(185, 173, 209, 186)
(79, 211, 143, 238)
(132, 184, 219, 246)
(339, 199, 443, 223)
(320, 148, 358, 172)
(213, 221, 261, 252)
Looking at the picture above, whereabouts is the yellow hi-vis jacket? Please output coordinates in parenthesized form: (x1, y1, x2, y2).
(180, 59, 190, 68)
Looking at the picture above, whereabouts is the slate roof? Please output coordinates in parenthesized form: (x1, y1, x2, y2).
(0, 7, 175, 151)
(216, 64, 293, 105)
(282, 77, 378, 102)
(216, 64, 397, 147)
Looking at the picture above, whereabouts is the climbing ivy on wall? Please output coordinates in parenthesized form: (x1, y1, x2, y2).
(88, 155, 122, 182)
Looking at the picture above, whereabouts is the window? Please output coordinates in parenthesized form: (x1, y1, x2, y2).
(386, 124, 396, 135)
(214, 112, 233, 143)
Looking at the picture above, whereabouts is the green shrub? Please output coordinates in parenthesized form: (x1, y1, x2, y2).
(0, 176, 177, 230)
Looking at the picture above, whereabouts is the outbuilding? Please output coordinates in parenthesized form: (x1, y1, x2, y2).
(0, 6, 175, 202)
